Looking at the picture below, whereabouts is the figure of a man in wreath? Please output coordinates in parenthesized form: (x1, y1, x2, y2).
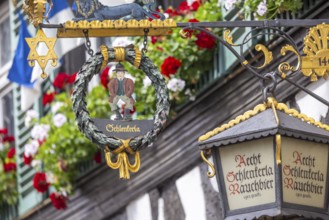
(108, 63, 134, 121)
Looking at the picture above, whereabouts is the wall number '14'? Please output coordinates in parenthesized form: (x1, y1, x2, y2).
(319, 57, 329, 66)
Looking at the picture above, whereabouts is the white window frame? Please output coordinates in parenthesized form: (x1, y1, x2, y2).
(0, 85, 13, 129)
(0, 1, 12, 77)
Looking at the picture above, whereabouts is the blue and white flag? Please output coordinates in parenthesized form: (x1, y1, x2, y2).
(7, 13, 34, 87)
(21, 0, 83, 111)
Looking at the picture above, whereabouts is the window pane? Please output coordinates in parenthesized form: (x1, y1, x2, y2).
(2, 91, 14, 135)
(0, 16, 11, 66)
(58, 45, 86, 73)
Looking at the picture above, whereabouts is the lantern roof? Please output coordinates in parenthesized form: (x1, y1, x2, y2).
(198, 98, 329, 150)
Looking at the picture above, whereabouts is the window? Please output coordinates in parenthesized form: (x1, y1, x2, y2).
(0, 1, 11, 69)
(58, 45, 86, 74)
(1, 90, 14, 134)
(0, 86, 14, 135)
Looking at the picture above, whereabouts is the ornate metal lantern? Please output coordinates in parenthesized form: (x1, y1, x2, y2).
(198, 98, 329, 220)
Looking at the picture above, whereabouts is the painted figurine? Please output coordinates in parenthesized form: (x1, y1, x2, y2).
(108, 63, 134, 121)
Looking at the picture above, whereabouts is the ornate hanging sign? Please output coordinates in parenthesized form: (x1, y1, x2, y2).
(21, 0, 171, 179)
(72, 45, 170, 179)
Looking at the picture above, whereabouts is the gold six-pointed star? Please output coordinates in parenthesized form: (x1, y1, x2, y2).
(26, 29, 58, 79)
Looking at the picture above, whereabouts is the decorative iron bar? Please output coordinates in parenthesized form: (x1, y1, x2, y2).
(39, 18, 329, 107)
(39, 19, 329, 29)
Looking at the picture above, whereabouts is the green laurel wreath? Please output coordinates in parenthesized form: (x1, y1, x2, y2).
(72, 47, 170, 151)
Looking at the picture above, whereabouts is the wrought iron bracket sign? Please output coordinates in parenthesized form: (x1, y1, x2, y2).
(22, 0, 329, 184)
(20, 0, 329, 218)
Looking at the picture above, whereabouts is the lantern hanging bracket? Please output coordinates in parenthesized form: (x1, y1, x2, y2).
(262, 72, 278, 103)
(200, 149, 216, 178)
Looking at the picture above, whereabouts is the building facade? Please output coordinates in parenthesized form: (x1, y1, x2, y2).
(1, 0, 329, 219)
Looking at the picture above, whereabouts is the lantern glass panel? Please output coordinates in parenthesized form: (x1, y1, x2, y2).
(219, 137, 276, 211)
(281, 137, 329, 209)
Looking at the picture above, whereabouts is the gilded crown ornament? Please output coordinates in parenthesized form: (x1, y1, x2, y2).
(301, 24, 329, 81)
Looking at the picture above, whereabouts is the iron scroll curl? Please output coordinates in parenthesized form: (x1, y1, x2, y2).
(72, 46, 170, 151)
(180, 25, 329, 107)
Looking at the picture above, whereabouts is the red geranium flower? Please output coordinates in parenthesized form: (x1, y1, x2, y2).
(24, 154, 33, 166)
(7, 148, 15, 158)
(189, 18, 199, 23)
(67, 72, 77, 84)
(184, 18, 199, 38)
(0, 128, 8, 135)
(161, 56, 182, 78)
(151, 36, 159, 44)
(165, 7, 179, 17)
(93, 151, 102, 164)
(100, 67, 110, 88)
(50, 192, 68, 210)
(4, 162, 16, 172)
(191, 1, 201, 11)
(178, 1, 190, 13)
(195, 31, 216, 49)
(33, 172, 49, 193)
(53, 72, 69, 89)
(3, 135, 15, 142)
(42, 92, 55, 106)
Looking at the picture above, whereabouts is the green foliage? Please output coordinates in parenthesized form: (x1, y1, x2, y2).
(0, 142, 17, 205)
(241, 0, 303, 19)
(0, 170, 17, 205)
(87, 85, 112, 118)
(125, 0, 303, 119)
(124, 0, 222, 119)
(31, 86, 110, 193)
(195, 0, 223, 21)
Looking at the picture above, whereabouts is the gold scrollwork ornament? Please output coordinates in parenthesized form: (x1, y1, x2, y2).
(223, 30, 273, 69)
(200, 149, 216, 178)
(278, 44, 301, 79)
(255, 44, 273, 69)
(105, 139, 141, 179)
(224, 29, 236, 46)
